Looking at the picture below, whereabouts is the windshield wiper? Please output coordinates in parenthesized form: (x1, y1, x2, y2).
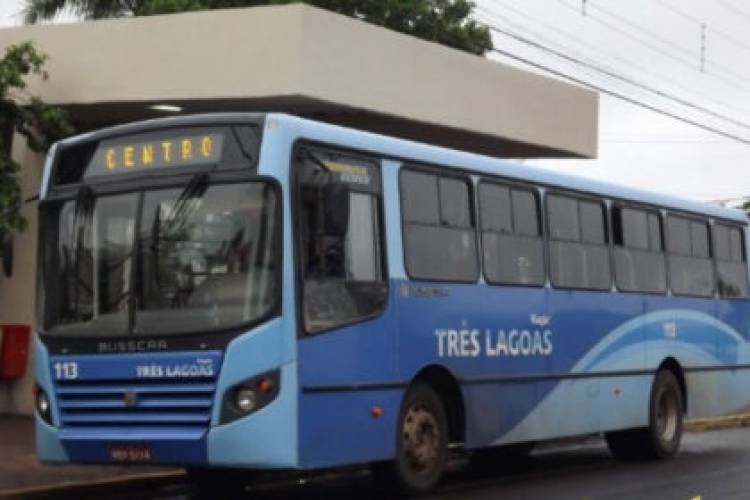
(71, 185, 94, 318)
(161, 173, 209, 235)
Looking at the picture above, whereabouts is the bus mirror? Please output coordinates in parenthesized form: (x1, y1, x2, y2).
(1, 231, 12, 278)
(324, 183, 350, 238)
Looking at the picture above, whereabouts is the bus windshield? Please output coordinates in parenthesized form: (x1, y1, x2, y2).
(41, 180, 279, 337)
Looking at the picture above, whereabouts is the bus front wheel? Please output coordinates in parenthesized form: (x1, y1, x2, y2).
(389, 382, 449, 493)
(606, 369, 684, 460)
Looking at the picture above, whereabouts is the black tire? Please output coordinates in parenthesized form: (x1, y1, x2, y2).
(385, 383, 449, 494)
(606, 369, 684, 460)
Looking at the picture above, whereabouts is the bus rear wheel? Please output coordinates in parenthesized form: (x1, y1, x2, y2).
(391, 383, 449, 493)
(606, 369, 684, 460)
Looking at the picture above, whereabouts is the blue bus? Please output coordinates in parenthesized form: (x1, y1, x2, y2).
(34, 113, 750, 492)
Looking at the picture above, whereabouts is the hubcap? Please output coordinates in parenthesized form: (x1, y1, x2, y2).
(655, 386, 679, 442)
(402, 403, 441, 474)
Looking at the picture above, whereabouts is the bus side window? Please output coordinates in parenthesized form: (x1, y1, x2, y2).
(478, 181, 545, 286)
(400, 168, 478, 282)
(666, 215, 714, 297)
(547, 194, 611, 290)
(714, 223, 749, 298)
(612, 206, 667, 294)
(296, 148, 387, 334)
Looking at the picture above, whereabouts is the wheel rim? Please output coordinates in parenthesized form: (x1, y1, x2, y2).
(402, 402, 441, 474)
(655, 385, 679, 442)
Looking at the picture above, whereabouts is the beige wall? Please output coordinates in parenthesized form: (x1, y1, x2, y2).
(0, 4, 597, 158)
(0, 136, 43, 415)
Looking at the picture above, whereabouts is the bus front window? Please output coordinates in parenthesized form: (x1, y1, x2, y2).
(42, 182, 279, 337)
(136, 183, 278, 334)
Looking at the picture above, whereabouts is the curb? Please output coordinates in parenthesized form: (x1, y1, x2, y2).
(0, 470, 185, 499)
(685, 413, 750, 432)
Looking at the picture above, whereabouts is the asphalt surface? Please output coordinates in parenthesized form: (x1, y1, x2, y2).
(18, 427, 750, 500)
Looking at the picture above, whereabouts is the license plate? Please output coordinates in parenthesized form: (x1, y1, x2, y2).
(109, 444, 153, 463)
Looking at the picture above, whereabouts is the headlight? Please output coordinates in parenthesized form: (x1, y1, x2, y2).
(34, 385, 53, 425)
(234, 388, 257, 413)
(220, 369, 280, 425)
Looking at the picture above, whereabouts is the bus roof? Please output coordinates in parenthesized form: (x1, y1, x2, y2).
(277, 113, 747, 225)
(48, 112, 747, 224)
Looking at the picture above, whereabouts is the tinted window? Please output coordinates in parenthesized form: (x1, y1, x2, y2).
(548, 195, 579, 241)
(667, 216, 690, 255)
(621, 208, 649, 250)
(613, 206, 666, 293)
(714, 224, 731, 261)
(401, 168, 478, 282)
(548, 194, 610, 290)
(479, 181, 544, 286)
(479, 183, 511, 232)
(401, 170, 439, 224)
(580, 201, 606, 244)
(730, 227, 744, 261)
(667, 214, 714, 297)
(691, 221, 710, 258)
(440, 177, 472, 228)
(714, 223, 748, 298)
(648, 213, 663, 251)
(512, 190, 540, 236)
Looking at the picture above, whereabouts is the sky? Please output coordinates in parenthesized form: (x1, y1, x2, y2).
(1, 0, 750, 203)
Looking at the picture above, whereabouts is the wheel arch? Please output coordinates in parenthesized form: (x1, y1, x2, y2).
(658, 357, 687, 413)
(410, 365, 466, 444)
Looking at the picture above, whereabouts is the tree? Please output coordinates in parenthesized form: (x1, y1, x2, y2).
(0, 42, 73, 235)
(23, 0, 493, 55)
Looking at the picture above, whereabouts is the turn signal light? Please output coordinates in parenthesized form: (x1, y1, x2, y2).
(258, 378, 273, 393)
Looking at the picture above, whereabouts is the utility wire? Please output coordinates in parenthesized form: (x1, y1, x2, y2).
(478, 2, 750, 117)
(718, 0, 750, 23)
(479, 34, 750, 145)
(483, 22, 750, 133)
(554, 0, 750, 91)
(656, 0, 750, 55)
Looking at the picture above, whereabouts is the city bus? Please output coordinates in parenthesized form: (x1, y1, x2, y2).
(34, 113, 750, 492)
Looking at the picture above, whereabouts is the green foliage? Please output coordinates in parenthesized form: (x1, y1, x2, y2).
(24, 0, 492, 55)
(0, 42, 73, 235)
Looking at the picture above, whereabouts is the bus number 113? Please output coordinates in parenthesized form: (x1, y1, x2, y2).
(53, 362, 79, 380)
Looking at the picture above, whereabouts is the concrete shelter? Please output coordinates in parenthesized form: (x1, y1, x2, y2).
(0, 4, 598, 414)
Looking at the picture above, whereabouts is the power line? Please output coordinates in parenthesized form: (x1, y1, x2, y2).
(478, 2, 750, 117)
(483, 21, 750, 133)
(555, 0, 750, 91)
(718, 0, 750, 23)
(478, 34, 750, 145)
(655, 0, 750, 55)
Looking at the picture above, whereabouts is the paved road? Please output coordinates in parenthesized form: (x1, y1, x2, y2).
(23, 427, 750, 500)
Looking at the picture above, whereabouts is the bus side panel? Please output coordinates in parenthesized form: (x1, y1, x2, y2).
(397, 281, 552, 449)
(297, 301, 399, 469)
(713, 299, 750, 415)
(546, 289, 646, 437)
(492, 290, 650, 444)
(297, 389, 402, 468)
(645, 296, 716, 419)
(642, 295, 750, 419)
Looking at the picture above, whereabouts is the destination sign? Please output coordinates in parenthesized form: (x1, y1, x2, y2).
(87, 133, 224, 176)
